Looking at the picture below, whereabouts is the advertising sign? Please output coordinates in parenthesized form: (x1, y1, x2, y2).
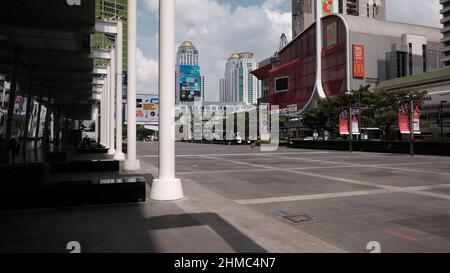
(326, 21, 337, 48)
(353, 44, 365, 78)
(399, 101, 410, 134)
(180, 65, 201, 102)
(339, 107, 349, 135)
(413, 100, 421, 134)
(322, 0, 334, 16)
(351, 107, 360, 135)
(126, 95, 159, 125)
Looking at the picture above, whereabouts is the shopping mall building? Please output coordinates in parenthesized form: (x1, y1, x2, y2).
(252, 14, 444, 112)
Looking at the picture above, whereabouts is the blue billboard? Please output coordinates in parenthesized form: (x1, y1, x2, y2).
(180, 65, 201, 102)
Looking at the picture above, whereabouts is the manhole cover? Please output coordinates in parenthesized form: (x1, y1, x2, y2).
(282, 214, 315, 224)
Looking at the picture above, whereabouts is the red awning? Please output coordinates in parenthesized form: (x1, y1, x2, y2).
(269, 58, 300, 74)
(251, 63, 272, 80)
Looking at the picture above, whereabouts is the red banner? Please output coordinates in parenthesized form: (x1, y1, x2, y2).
(351, 107, 360, 135)
(353, 45, 365, 78)
(339, 107, 349, 135)
(399, 101, 410, 134)
(413, 100, 421, 134)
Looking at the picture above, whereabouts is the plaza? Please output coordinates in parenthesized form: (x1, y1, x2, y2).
(1, 142, 450, 253)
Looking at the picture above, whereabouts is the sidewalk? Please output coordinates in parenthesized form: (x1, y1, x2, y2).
(0, 150, 343, 253)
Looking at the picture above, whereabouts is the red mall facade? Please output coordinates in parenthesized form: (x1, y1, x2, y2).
(253, 15, 348, 110)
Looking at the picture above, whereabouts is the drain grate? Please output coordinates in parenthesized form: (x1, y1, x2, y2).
(282, 214, 316, 224)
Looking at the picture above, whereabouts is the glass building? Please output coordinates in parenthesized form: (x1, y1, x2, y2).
(95, 0, 128, 70)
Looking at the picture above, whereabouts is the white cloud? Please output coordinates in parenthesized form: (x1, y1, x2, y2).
(139, 0, 291, 102)
(137, 47, 158, 95)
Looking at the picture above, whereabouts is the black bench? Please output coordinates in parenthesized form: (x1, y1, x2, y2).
(0, 177, 146, 211)
(50, 160, 120, 173)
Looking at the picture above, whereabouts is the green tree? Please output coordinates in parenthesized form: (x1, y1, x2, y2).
(302, 86, 426, 140)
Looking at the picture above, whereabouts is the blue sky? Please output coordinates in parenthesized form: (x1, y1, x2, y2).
(135, 0, 442, 101)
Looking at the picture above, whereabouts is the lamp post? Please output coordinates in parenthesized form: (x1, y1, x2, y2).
(441, 100, 447, 138)
(409, 96, 415, 157)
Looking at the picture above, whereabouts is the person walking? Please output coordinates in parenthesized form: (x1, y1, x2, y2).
(8, 137, 20, 164)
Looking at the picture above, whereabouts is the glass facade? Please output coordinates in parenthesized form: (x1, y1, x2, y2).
(269, 16, 348, 110)
(95, 0, 128, 70)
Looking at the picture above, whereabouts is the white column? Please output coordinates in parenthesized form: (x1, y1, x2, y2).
(150, 0, 184, 201)
(108, 50, 116, 155)
(95, 111, 99, 144)
(100, 80, 106, 146)
(114, 21, 125, 161)
(124, 0, 141, 171)
(105, 66, 111, 148)
(315, 0, 326, 98)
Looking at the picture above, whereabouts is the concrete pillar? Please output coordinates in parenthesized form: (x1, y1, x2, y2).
(100, 79, 106, 146)
(108, 50, 116, 155)
(22, 68, 34, 161)
(34, 81, 44, 151)
(42, 91, 51, 157)
(95, 107, 99, 145)
(150, 0, 184, 201)
(114, 21, 125, 161)
(105, 66, 111, 149)
(5, 49, 20, 142)
(123, 0, 140, 171)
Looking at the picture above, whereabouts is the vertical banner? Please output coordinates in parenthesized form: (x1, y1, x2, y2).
(353, 44, 365, 78)
(351, 107, 360, 135)
(326, 21, 337, 48)
(413, 100, 421, 134)
(399, 101, 411, 134)
(339, 107, 349, 135)
(322, 0, 334, 16)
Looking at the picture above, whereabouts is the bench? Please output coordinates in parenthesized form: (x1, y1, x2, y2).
(0, 176, 146, 211)
(50, 160, 120, 173)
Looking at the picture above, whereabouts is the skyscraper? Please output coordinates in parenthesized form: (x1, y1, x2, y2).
(223, 53, 239, 103)
(176, 41, 204, 103)
(223, 53, 259, 105)
(219, 79, 226, 103)
(442, 0, 450, 67)
(292, 0, 387, 37)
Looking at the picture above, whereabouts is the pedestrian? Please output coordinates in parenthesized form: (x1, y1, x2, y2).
(8, 137, 20, 164)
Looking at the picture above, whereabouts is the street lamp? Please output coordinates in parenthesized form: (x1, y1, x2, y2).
(441, 100, 447, 138)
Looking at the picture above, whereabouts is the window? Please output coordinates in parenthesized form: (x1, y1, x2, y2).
(422, 44, 427, 73)
(409, 43, 413, 75)
(275, 77, 289, 92)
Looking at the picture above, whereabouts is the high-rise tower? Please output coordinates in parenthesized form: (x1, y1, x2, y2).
(223, 53, 259, 105)
(176, 41, 204, 103)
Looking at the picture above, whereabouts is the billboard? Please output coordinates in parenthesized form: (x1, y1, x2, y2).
(126, 95, 159, 125)
(326, 21, 337, 48)
(322, 0, 334, 16)
(179, 65, 201, 102)
(353, 44, 365, 78)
